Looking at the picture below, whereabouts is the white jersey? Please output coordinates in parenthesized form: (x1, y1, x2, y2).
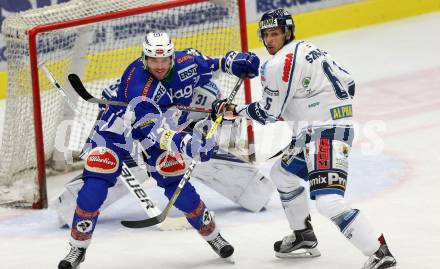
(188, 80, 220, 121)
(236, 40, 355, 139)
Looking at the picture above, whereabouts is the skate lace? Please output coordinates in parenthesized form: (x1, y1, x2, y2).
(210, 235, 228, 250)
(64, 247, 83, 263)
(363, 254, 380, 269)
(281, 234, 296, 246)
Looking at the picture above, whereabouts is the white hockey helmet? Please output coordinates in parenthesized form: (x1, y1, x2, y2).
(142, 32, 175, 69)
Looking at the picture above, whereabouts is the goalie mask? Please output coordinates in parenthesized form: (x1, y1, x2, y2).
(142, 32, 175, 71)
(258, 9, 295, 46)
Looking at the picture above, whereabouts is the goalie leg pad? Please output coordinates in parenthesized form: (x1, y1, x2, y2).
(51, 163, 149, 228)
(315, 194, 380, 256)
(271, 160, 311, 231)
(192, 150, 276, 212)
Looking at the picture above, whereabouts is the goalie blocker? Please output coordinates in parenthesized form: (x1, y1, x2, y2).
(52, 147, 275, 227)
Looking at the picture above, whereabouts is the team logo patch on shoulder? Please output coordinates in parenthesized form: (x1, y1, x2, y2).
(85, 147, 119, 174)
(330, 104, 353, 120)
(156, 152, 187, 177)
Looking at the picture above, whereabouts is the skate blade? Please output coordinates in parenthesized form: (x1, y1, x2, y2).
(275, 247, 321, 259)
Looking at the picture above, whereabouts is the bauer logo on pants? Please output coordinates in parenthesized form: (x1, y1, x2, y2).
(85, 147, 119, 174)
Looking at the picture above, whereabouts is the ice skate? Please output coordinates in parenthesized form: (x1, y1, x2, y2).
(363, 235, 396, 269)
(207, 233, 235, 262)
(58, 244, 86, 269)
(274, 216, 321, 258)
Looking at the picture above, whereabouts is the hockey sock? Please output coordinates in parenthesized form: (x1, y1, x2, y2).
(185, 200, 219, 241)
(278, 186, 311, 230)
(331, 209, 381, 256)
(316, 194, 380, 256)
(70, 206, 99, 248)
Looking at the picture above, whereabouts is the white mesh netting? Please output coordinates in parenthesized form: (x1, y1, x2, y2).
(0, 0, 248, 207)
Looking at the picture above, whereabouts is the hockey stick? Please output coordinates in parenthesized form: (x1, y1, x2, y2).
(67, 73, 212, 114)
(40, 64, 190, 230)
(121, 78, 244, 228)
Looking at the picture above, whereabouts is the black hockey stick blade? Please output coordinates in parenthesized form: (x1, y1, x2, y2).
(120, 212, 166, 228)
(68, 74, 128, 106)
(68, 74, 96, 102)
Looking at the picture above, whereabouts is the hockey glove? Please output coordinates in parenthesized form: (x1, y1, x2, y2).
(221, 51, 260, 79)
(211, 98, 238, 121)
(170, 130, 215, 162)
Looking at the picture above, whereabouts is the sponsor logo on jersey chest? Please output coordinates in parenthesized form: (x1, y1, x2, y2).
(152, 83, 167, 102)
(330, 104, 353, 120)
(178, 64, 198, 81)
(308, 102, 320, 108)
(302, 77, 311, 88)
(282, 53, 293, 82)
(142, 77, 154, 97)
(177, 54, 194, 64)
(264, 87, 279, 96)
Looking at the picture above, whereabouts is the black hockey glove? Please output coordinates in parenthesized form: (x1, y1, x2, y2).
(211, 99, 238, 121)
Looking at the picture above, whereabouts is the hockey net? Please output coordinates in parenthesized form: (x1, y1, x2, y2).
(0, 0, 253, 209)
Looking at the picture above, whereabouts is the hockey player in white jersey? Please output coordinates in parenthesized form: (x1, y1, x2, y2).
(211, 9, 396, 269)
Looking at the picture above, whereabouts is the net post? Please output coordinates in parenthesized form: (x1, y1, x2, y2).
(28, 29, 48, 209)
(238, 0, 256, 162)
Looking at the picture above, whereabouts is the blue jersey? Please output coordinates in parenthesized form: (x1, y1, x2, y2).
(76, 50, 227, 244)
(98, 49, 221, 148)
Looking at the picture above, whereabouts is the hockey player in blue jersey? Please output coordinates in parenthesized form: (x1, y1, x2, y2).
(58, 32, 259, 269)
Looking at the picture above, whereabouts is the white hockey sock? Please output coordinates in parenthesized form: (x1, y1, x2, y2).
(278, 186, 311, 230)
(331, 209, 380, 256)
(69, 237, 91, 249)
(316, 194, 380, 256)
(271, 160, 311, 231)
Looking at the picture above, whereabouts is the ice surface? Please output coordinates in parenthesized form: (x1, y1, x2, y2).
(1, 12, 440, 269)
